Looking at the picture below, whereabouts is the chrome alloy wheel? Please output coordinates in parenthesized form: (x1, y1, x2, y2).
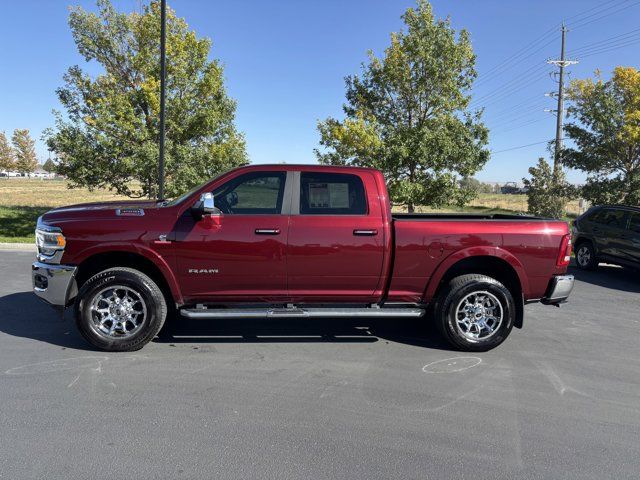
(89, 285, 147, 339)
(576, 246, 591, 267)
(455, 290, 504, 341)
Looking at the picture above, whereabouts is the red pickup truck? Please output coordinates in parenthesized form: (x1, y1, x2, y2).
(32, 165, 574, 352)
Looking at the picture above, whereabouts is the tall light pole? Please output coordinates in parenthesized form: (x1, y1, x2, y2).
(158, 0, 167, 199)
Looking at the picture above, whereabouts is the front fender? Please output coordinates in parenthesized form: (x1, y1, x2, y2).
(69, 242, 183, 305)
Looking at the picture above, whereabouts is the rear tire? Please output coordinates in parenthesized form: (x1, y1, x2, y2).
(575, 242, 597, 270)
(74, 267, 167, 352)
(434, 274, 515, 352)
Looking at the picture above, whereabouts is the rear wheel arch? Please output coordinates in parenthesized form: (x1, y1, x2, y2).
(574, 236, 594, 251)
(429, 255, 524, 329)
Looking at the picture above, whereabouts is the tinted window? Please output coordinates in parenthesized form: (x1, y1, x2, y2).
(628, 213, 640, 233)
(599, 209, 627, 228)
(212, 172, 286, 214)
(300, 173, 367, 215)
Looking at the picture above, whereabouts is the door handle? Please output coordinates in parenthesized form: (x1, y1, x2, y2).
(353, 229, 378, 236)
(255, 228, 280, 235)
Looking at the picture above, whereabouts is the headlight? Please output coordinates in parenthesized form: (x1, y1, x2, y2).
(35, 221, 66, 263)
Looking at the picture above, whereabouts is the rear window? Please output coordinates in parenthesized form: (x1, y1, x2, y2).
(300, 173, 367, 215)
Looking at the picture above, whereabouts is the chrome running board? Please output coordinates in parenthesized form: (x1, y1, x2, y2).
(180, 306, 425, 319)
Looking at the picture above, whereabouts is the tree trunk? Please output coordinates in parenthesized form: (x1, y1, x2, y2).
(407, 203, 415, 213)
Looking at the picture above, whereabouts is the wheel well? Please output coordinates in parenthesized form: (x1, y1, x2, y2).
(75, 252, 175, 307)
(574, 237, 593, 249)
(434, 256, 524, 328)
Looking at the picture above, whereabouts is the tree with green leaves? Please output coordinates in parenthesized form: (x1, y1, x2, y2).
(315, 0, 488, 212)
(523, 157, 575, 218)
(11, 129, 38, 175)
(46, 0, 248, 199)
(0, 131, 15, 172)
(564, 66, 640, 205)
(42, 158, 57, 173)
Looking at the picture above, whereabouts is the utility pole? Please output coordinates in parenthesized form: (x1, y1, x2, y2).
(158, 0, 167, 200)
(547, 23, 577, 178)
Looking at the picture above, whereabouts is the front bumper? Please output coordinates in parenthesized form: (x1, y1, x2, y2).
(541, 274, 574, 305)
(32, 262, 78, 307)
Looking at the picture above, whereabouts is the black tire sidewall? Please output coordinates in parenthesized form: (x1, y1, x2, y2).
(440, 279, 515, 351)
(75, 269, 166, 351)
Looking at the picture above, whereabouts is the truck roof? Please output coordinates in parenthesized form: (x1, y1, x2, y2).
(230, 164, 382, 174)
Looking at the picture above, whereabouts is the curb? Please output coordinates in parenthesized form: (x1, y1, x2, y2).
(0, 243, 36, 251)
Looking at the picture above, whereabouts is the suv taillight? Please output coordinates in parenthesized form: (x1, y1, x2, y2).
(557, 234, 572, 267)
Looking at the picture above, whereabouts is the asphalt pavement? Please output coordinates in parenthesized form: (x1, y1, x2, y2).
(0, 250, 638, 479)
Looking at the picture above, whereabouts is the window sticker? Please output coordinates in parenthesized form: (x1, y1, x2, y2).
(328, 183, 349, 208)
(308, 182, 350, 208)
(308, 183, 330, 208)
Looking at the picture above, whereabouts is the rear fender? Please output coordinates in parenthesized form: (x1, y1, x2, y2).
(422, 246, 530, 302)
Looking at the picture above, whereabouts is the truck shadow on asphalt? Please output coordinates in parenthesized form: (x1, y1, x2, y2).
(155, 314, 451, 350)
(0, 292, 451, 351)
(568, 265, 640, 294)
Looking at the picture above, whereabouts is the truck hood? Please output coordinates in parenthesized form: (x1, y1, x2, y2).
(40, 200, 160, 224)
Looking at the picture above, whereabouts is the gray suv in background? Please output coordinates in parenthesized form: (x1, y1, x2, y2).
(573, 205, 640, 270)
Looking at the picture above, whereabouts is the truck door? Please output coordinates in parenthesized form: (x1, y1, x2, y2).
(286, 171, 386, 303)
(172, 170, 292, 303)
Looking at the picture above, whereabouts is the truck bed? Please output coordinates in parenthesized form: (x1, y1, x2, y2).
(387, 213, 568, 303)
(392, 213, 547, 221)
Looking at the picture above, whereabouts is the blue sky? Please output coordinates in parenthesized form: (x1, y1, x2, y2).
(1, 0, 639, 184)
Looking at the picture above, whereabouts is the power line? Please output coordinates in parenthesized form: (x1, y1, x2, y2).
(491, 140, 551, 154)
(473, 68, 554, 109)
(563, 0, 624, 22)
(473, 63, 548, 104)
(475, 27, 557, 88)
(489, 107, 547, 129)
(473, 63, 550, 104)
(577, 38, 640, 58)
(499, 117, 548, 134)
(570, 36, 640, 58)
(568, 0, 640, 30)
(485, 93, 545, 117)
(568, 27, 640, 55)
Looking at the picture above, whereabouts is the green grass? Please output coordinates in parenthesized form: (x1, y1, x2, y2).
(0, 206, 50, 242)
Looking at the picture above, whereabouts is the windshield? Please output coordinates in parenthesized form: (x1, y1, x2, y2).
(161, 170, 230, 207)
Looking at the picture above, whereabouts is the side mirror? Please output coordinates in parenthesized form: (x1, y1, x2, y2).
(201, 192, 216, 214)
(191, 192, 221, 220)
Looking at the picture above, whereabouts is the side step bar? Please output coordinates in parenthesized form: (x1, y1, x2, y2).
(180, 306, 425, 319)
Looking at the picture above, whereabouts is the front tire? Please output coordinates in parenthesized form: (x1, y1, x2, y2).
(74, 267, 167, 352)
(434, 274, 515, 352)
